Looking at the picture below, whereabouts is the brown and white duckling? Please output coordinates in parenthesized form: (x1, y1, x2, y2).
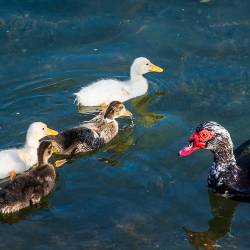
(50, 101, 132, 158)
(0, 141, 58, 214)
(0, 122, 58, 180)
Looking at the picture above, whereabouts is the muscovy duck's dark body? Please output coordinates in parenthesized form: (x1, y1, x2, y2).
(179, 121, 250, 201)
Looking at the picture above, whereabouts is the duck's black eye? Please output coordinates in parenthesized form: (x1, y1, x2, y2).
(146, 63, 149, 66)
(42, 128, 45, 130)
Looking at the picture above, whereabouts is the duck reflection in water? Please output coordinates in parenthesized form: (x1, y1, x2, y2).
(184, 191, 237, 250)
(130, 92, 165, 127)
(98, 125, 134, 166)
(0, 197, 49, 224)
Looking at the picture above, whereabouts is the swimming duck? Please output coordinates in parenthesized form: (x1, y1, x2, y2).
(50, 101, 132, 158)
(0, 122, 58, 180)
(0, 140, 59, 214)
(74, 57, 163, 107)
(179, 121, 250, 200)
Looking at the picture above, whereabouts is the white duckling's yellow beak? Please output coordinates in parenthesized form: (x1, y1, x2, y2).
(46, 127, 59, 136)
(149, 63, 163, 73)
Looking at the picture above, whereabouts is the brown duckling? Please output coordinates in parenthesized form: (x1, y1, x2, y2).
(0, 141, 58, 214)
(50, 101, 132, 160)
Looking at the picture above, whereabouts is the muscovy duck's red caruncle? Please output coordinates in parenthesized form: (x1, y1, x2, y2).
(179, 121, 250, 200)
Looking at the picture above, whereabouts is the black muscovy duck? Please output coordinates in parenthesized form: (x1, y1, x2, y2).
(179, 121, 250, 200)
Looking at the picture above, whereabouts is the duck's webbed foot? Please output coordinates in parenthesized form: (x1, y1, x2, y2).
(55, 148, 77, 168)
(101, 102, 108, 111)
(9, 170, 16, 181)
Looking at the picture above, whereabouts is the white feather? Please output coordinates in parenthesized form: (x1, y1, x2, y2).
(74, 57, 162, 106)
(0, 122, 54, 179)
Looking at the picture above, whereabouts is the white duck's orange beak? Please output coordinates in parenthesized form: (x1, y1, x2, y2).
(149, 63, 163, 73)
(46, 127, 59, 136)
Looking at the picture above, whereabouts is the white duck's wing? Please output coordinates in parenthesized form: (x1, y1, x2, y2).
(75, 79, 131, 106)
(0, 149, 27, 179)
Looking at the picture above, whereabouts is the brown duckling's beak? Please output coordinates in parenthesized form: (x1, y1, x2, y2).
(121, 109, 132, 117)
(149, 63, 163, 73)
(46, 127, 59, 136)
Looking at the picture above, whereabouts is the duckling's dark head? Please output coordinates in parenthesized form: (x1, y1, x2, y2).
(179, 121, 233, 157)
(104, 101, 132, 120)
(38, 140, 58, 165)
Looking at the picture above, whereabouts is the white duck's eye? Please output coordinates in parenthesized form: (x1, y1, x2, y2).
(42, 128, 45, 130)
(146, 63, 149, 66)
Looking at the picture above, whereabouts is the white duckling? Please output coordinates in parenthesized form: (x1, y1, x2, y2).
(0, 122, 58, 180)
(74, 57, 163, 107)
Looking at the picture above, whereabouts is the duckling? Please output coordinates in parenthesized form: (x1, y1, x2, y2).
(0, 122, 58, 180)
(0, 141, 58, 214)
(50, 101, 132, 158)
(74, 57, 163, 107)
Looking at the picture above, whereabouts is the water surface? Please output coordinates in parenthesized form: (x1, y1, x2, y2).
(0, 0, 250, 249)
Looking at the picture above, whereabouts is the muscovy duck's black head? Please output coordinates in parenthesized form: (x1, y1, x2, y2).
(179, 121, 234, 163)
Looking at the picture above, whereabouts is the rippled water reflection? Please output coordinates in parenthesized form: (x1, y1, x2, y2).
(0, 0, 250, 249)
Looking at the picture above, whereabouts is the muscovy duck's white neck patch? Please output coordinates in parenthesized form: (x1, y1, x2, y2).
(204, 122, 241, 189)
(208, 137, 239, 189)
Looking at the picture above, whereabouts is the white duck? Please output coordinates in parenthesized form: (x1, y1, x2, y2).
(0, 122, 58, 180)
(74, 57, 163, 107)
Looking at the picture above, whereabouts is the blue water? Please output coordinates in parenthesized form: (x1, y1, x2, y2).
(0, 0, 250, 249)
